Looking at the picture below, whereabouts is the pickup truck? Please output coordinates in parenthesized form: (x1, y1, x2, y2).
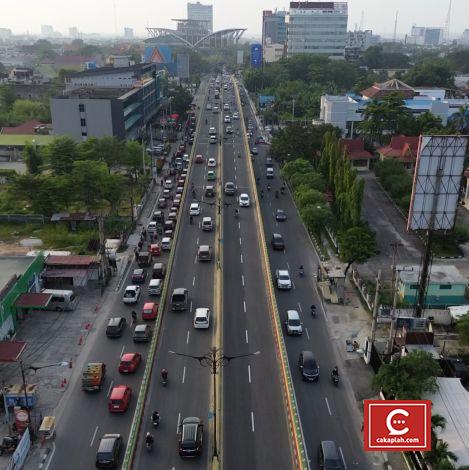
(81, 363, 106, 392)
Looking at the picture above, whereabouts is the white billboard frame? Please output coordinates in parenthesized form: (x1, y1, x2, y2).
(407, 135, 468, 232)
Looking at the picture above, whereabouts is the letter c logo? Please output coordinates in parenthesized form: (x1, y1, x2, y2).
(386, 409, 409, 436)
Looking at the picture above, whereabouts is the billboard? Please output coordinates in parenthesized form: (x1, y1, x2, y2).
(407, 135, 468, 231)
(237, 50, 244, 65)
(250, 43, 262, 68)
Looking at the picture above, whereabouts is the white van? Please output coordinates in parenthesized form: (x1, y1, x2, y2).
(266, 167, 274, 179)
(202, 217, 213, 231)
(42, 289, 77, 311)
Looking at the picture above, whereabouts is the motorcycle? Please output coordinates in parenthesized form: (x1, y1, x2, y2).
(0, 436, 19, 455)
(146, 440, 154, 452)
(331, 370, 339, 386)
(310, 306, 316, 317)
(151, 414, 160, 428)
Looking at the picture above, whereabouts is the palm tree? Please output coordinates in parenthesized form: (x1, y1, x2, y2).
(425, 440, 458, 469)
(448, 106, 469, 132)
(431, 414, 447, 446)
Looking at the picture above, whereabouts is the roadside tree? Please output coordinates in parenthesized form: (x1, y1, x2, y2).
(338, 226, 377, 275)
(44, 136, 79, 175)
(456, 313, 469, 346)
(23, 143, 43, 175)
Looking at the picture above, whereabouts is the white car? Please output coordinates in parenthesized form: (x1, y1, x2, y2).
(209, 126, 217, 136)
(208, 158, 216, 167)
(224, 115, 231, 123)
(123, 285, 141, 304)
(148, 278, 163, 296)
(223, 103, 230, 110)
(161, 237, 172, 251)
(238, 193, 250, 207)
(190, 202, 201, 215)
(276, 270, 292, 290)
(206, 103, 212, 110)
(233, 112, 239, 120)
(193, 307, 210, 329)
(147, 221, 157, 233)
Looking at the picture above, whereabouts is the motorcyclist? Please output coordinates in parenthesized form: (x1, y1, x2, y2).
(192, 189, 196, 198)
(280, 186, 285, 194)
(256, 177, 260, 184)
(145, 432, 154, 445)
(161, 368, 168, 382)
(238, 153, 241, 158)
(131, 310, 137, 322)
(260, 190, 264, 198)
(267, 184, 271, 191)
(235, 208, 239, 218)
(310, 304, 316, 315)
(151, 411, 160, 425)
(299, 265, 304, 276)
(331, 366, 339, 377)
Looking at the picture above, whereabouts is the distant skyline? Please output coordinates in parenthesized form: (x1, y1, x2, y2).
(1, 0, 468, 39)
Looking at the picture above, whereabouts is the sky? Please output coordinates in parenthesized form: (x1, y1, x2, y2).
(1, 0, 467, 39)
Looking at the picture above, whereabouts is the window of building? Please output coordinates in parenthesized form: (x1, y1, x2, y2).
(81, 131, 88, 136)
(79, 104, 85, 112)
(80, 118, 87, 127)
(439, 285, 452, 290)
(410, 284, 420, 290)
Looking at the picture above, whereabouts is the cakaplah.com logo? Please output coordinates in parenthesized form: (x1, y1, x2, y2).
(364, 400, 431, 451)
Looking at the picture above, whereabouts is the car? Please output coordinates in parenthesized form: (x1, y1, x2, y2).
(209, 126, 217, 136)
(164, 179, 173, 189)
(205, 186, 215, 197)
(122, 285, 141, 304)
(193, 307, 210, 329)
(212, 106, 219, 113)
(183, 153, 190, 163)
(224, 115, 231, 123)
(271, 233, 285, 251)
(106, 317, 127, 338)
(188, 137, 194, 145)
(276, 209, 287, 221)
(223, 103, 230, 110)
(299, 350, 319, 381)
(163, 189, 171, 199)
(207, 171, 216, 181)
(161, 237, 172, 251)
(142, 302, 158, 320)
(266, 156, 273, 166)
(238, 193, 250, 207)
(224, 182, 236, 195)
(168, 211, 177, 222)
(157, 198, 167, 208)
(148, 278, 163, 296)
(207, 158, 216, 167)
(96, 434, 123, 468)
(118, 353, 142, 373)
(152, 210, 165, 223)
(152, 262, 166, 279)
(133, 324, 152, 342)
(108, 385, 131, 412)
(178, 417, 204, 457)
(318, 440, 344, 470)
(265, 125, 272, 132)
(275, 269, 292, 290)
(233, 112, 239, 120)
(202, 217, 213, 231)
(266, 167, 274, 179)
(251, 147, 258, 155)
(131, 268, 146, 284)
(226, 126, 232, 134)
(197, 245, 212, 262)
(195, 154, 204, 163)
(206, 103, 212, 110)
(190, 202, 201, 215)
(147, 221, 157, 233)
(285, 310, 303, 335)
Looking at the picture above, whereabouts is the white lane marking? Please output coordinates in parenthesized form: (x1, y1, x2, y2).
(241, 275, 245, 286)
(240, 254, 243, 264)
(196, 237, 199, 245)
(90, 426, 99, 447)
(243, 300, 246, 313)
(292, 281, 296, 290)
(194, 255, 197, 264)
(120, 345, 125, 357)
(248, 365, 251, 383)
(43, 442, 56, 470)
(305, 327, 310, 340)
(182, 366, 186, 384)
(107, 380, 114, 397)
(239, 237, 242, 246)
(190, 301, 193, 312)
(339, 447, 347, 470)
(287, 262, 290, 270)
(238, 221, 241, 229)
(325, 397, 332, 416)
(193, 275, 196, 286)
(251, 412, 255, 432)
(245, 330, 249, 343)
(177, 413, 181, 434)
(297, 302, 302, 312)
(186, 330, 190, 344)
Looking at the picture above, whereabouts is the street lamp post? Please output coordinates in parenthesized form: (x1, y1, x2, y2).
(169, 348, 260, 459)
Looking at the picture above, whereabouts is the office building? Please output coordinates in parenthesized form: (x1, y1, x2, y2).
(262, 10, 287, 63)
(460, 29, 469, 46)
(51, 63, 166, 141)
(187, 2, 213, 33)
(41, 25, 54, 37)
(408, 26, 443, 46)
(346, 30, 372, 50)
(124, 27, 134, 39)
(0, 28, 13, 39)
(287, 2, 348, 59)
(69, 27, 79, 39)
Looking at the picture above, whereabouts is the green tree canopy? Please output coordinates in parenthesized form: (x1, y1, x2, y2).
(0, 85, 16, 112)
(338, 226, 377, 274)
(44, 136, 79, 175)
(10, 99, 50, 122)
(23, 143, 43, 175)
(71, 161, 109, 211)
(373, 350, 441, 400)
(300, 204, 333, 235)
(456, 313, 469, 346)
(403, 59, 454, 88)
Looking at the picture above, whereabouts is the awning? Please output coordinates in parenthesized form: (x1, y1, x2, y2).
(14, 293, 52, 308)
(0, 341, 26, 362)
(42, 268, 88, 278)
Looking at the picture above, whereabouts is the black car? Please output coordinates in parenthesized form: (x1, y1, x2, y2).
(299, 350, 319, 381)
(152, 262, 166, 280)
(178, 417, 204, 457)
(106, 317, 126, 338)
(318, 440, 344, 469)
(276, 209, 287, 221)
(271, 233, 285, 251)
(188, 137, 194, 145)
(95, 433, 122, 468)
(131, 269, 146, 284)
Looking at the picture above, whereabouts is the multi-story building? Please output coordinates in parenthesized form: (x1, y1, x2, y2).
(262, 10, 287, 63)
(0, 28, 13, 40)
(124, 27, 134, 39)
(50, 63, 166, 141)
(408, 26, 443, 46)
(187, 1, 213, 34)
(69, 27, 79, 39)
(41, 25, 54, 37)
(460, 29, 469, 46)
(346, 30, 372, 50)
(286, 1, 348, 59)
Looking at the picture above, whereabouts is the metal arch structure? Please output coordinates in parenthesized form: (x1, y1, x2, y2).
(146, 27, 246, 50)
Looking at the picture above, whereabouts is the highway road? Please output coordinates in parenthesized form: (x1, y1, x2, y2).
(221, 79, 293, 469)
(239, 84, 375, 469)
(48, 84, 208, 469)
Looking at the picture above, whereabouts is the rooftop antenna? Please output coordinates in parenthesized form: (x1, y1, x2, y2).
(393, 11, 399, 43)
(444, 0, 452, 43)
(359, 11, 365, 31)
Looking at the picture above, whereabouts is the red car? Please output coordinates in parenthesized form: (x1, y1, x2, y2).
(195, 154, 204, 163)
(131, 268, 146, 284)
(108, 385, 131, 412)
(118, 352, 142, 373)
(142, 302, 158, 320)
(150, 244, 161, 256)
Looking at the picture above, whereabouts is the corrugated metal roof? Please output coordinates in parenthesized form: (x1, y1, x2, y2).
(14, 293, 51, 308)
(0, 341, 27, 362)
(42, 268, 88, 278)
(45, 255, 97, 266)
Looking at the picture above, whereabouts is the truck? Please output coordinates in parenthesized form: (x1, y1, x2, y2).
(81, 363, 106, 392)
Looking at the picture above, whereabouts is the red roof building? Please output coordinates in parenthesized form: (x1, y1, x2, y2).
(361, 79, 416, 101)
(377, 135, 420, 170)
(1, 120, 49, 135)
(339, 138, 374, 170)
(42, 255, 100, 289)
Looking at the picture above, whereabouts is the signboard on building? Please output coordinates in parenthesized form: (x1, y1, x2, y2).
(408, 135, 468, 231)
(250, 43, 262, 68)
(177, 54, 190, 79)
(237, 50, 244, 65)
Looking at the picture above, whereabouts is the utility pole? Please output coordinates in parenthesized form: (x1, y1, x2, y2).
(387, 244, 402, 355)
(98, 215, 109, 292)
(291, 98, 295, 122)
(393, 11, 399, 43)
(370, 270, 381, 344)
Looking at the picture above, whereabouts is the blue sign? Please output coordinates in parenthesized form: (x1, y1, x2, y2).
(250, 43, 262, 68)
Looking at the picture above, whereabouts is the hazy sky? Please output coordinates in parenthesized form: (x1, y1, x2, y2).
(2, 0, 467, 38)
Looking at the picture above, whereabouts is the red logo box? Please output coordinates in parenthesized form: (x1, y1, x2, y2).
(364, 400, 431, 451)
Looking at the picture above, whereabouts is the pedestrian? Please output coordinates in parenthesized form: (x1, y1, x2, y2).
(134, 248, 138, 260)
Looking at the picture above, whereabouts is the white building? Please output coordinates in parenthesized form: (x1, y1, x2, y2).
(408, 26, 443, 46)
(124, 27, 134, 39)
(41, 25, 54, 37)
(287, 1, 348, 59)
(69, 27, 79, 39)
(263, 37, 285, 63)
(0, 28, 13, 40)
(187, 2, 213, 34)
(460, 29, 469, 46)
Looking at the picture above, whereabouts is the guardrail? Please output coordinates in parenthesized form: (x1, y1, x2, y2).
(234, 80, 309, 470)
(121, 83, 208, 469)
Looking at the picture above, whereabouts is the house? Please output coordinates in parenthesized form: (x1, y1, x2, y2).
(1, 119, 51, 135)
(339, 138, 373, 170)
(360, 78, 415, 100)
(397, 265, 468, 308)
(376, 135, 420, 171)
